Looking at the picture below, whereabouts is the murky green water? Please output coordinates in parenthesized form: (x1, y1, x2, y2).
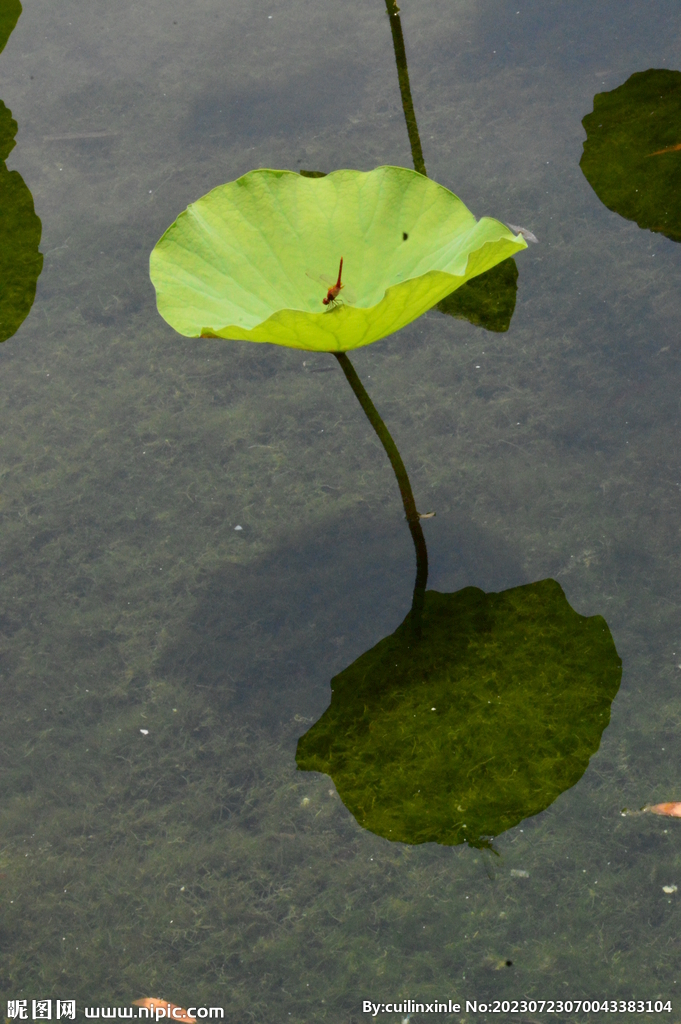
(2, 0, 681, 1019)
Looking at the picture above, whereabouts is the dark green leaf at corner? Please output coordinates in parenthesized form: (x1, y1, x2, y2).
(581, 68, 681, 243)
(0, 99, 43, 343)
(436, 256, 518, 333)
(0, 0, 21, 55)
(297, 579, 621, 848)
(0, 96, 16, 161)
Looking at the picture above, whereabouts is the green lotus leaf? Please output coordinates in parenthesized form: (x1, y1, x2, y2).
(296, 580, 622, 847)
(0, 0, 21, 56)
(581, 68, 681, 242)
(150, 166, 526, 352)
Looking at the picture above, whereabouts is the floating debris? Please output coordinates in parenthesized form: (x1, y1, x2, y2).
(662, 884, 678, 894)
(510, 869, 529, 878)
(645, 802, 681, 817)
(622, 801, 681, 817)
(508, 224, 539, 244)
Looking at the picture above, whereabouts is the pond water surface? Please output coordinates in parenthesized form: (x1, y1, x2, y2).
(2, 0, 681, 1020)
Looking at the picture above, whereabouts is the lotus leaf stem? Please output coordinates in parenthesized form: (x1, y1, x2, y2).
(332, 352, 428, 624)
(383, 0, 427, 177)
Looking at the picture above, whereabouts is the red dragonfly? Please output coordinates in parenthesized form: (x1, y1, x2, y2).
(307, 258, 355, 310)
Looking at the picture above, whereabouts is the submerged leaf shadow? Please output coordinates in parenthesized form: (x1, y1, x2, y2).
(297, 579, 622, 849)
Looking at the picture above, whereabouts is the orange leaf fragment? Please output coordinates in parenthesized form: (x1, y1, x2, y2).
(644, 802, 681, 817)
(648, 142, 681, 156)
(133, 1000, 196, 1023)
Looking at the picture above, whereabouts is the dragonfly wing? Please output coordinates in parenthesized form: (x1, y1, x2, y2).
(306, 269, 336, 286)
